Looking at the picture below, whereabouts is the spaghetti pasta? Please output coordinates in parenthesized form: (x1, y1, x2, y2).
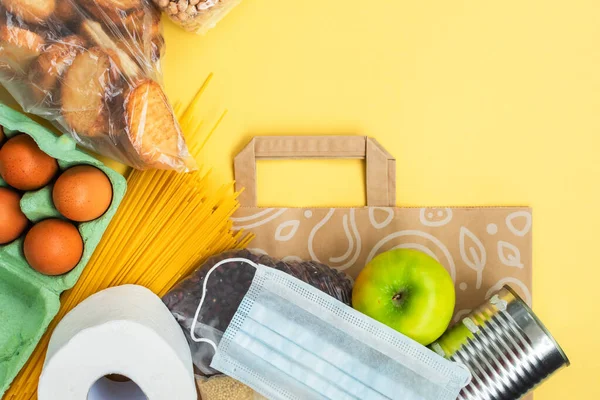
(4, 75, 250, 400)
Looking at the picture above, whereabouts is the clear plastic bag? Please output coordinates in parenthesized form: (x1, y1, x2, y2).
(163, 249, 354, 375)
(153, 0, 241, 35)
(0, 0, 196, 171)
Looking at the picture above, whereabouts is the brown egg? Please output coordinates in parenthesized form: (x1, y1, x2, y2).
(53, 165, 113, 222)
(24, 219, 83, 276)
(0, 134, 59, 190)
(0, 187, 28, 244)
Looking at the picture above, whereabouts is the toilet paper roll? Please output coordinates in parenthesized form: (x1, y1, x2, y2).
(38, 285, 197, 400)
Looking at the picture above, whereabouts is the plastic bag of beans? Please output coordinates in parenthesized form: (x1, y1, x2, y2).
(153, 0, 241, 34)
(163, 249, 354, 375)
(0, 0, 196, 171)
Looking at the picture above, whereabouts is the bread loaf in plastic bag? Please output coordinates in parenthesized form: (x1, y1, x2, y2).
(0, 0, 196, 171)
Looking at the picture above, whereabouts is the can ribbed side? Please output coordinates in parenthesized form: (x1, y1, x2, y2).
(433, 286, 569, 400)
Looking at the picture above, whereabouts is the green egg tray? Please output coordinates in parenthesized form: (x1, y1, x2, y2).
(0, 103, 127, 396)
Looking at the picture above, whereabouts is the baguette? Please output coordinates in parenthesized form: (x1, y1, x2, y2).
(55, 0, 78, 24)
(1, 0, 55, 24)
(124, 79, 182, 166)
(79, 19, 141, 78)
(80, 0, 141, 24)
(61, 47, 116, 137)
(29, 35, 86, 106)
(0, 24, 45, 76)
(121, 6, 161, 39)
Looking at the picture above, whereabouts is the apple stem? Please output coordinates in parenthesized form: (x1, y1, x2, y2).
(392, 291, 405, 307)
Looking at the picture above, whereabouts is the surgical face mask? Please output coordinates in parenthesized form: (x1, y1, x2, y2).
(191, 258, 470, 400)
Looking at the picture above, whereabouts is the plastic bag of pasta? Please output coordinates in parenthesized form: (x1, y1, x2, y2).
(0, 0, 196, 171)
(163, 249, 354, 375)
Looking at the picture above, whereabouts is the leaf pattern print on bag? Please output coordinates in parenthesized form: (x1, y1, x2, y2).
(459, 227, 487, 290)
(498, 241, 524, 268)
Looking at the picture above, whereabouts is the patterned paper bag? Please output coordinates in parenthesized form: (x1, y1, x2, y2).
(232, 136, 532, 323)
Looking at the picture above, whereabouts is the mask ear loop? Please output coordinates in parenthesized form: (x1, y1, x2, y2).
(189, 257, 260, 353)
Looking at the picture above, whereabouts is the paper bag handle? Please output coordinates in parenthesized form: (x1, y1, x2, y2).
(234, 136, 396, 207)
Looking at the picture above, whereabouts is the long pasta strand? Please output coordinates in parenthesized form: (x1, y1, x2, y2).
(4, 75, 251, 400)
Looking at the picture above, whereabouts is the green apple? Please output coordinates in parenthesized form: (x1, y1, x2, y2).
(352, 248, 455, 345)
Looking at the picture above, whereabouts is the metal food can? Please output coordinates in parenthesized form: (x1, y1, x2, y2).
(430, 285, 569, 400)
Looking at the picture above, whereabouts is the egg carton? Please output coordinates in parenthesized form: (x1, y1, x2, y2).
(0, 103, 126, 395)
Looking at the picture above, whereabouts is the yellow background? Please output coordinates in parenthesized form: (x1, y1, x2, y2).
(2, 0, 598, 398)
(161, 1, 599, 398)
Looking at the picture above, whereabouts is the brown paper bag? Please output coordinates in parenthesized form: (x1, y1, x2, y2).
(233, 135, 533, 322)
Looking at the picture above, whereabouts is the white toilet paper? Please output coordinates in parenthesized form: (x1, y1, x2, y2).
(38, 285, 197, 400)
